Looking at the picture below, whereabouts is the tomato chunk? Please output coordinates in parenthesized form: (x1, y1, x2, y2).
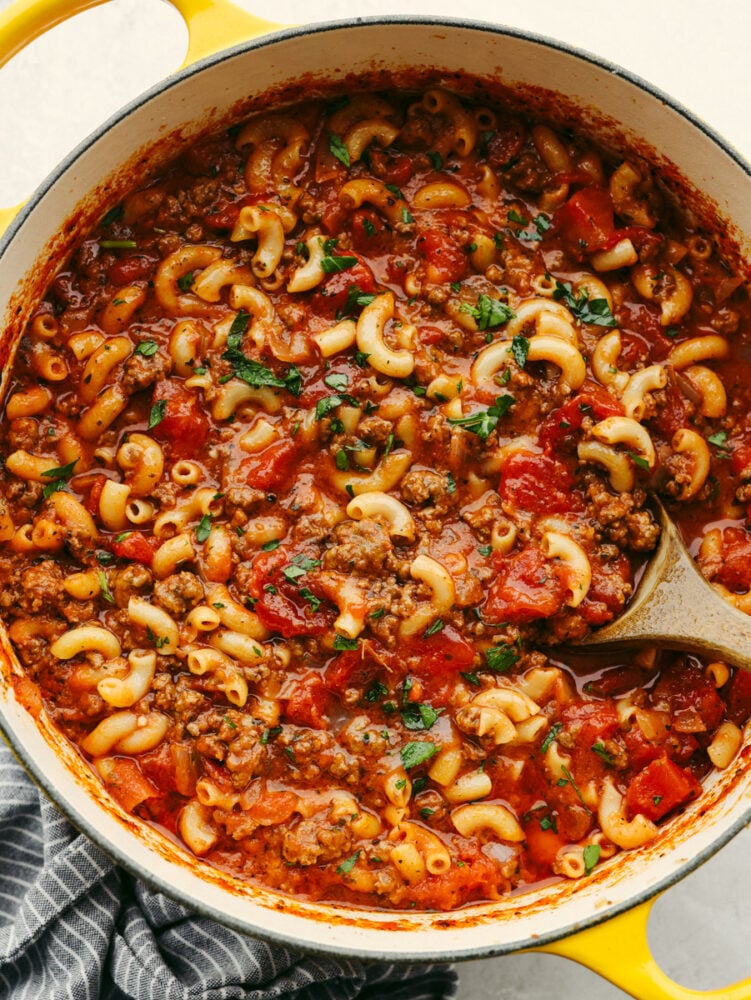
(284, 672, 331, 729)
(416, 227, 468, 283)
(553, 186, 616, 253)
(151, 379, 209, 458)
(538, 383, 624, 452)
(250, 548, 334, 637)
(310, 256, 376, 318)
(110, 530, 161, 566)
(714, 527, 751, 592)
(107, 253, 158, 285)
(625, 756, 701, 822)
(499, 451, 579, 515)
(99, 757, 158, 813)
(240, 439, 298, 492)
(484, 546, 567, 623)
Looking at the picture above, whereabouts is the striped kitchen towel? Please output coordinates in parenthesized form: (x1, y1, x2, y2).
(0, 740, 457, 1000)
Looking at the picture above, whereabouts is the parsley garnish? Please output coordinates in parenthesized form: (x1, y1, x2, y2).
(315, 393, 359, 420)
(401, 703, 442, 731)
(98, 570, 114, 604)
(134, 339, 159, 357)
(459, 294, 515, 330)
(333, 634, 359, 651)
(424, 618, 445, 638)
(328, 133, 351, 168)
(176, 271, 195, 291)
(261, 539, 280, 551)
(540, 722, 562, 753)
(195, 514, 212, 543)
(148, 400, 167, 429)
(100, 239, 137, 250)
(324, 372, 349, 391)
(627, 451, 650, 471)
(299, 587, 321, 612)
(365, 680, 388, 702)
(447, 394, 514, 441)
(400, 741, 438, 770)
(336, 849, 361, 875)
(511, 334, 530, 369)
(592, 741, 615, 766)
(343, 284, 377, 315)
(40, 459, 77, 499)
(427, 151, 442, 170)
(321, 253, 358, 274)
(552, 279, 616, 327)
(222, 331, 303, 398)
(485, 643, 519, 673)
(583, 843, 601, 875)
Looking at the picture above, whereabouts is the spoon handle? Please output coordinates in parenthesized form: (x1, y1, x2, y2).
(577, 509, 751, 672)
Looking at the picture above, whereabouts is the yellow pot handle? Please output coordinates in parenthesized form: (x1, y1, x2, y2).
(0, 0, 283, 235)
(530, 894, 751, 999)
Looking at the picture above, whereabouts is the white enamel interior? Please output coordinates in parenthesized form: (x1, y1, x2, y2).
(1, 18, 751, 961)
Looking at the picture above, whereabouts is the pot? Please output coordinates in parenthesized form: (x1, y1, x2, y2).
(0, 2, 750, 996)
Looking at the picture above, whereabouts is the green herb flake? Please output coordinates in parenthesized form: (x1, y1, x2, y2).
(423, 618, 445, 638)
(328, 133, 351, 168)
(461, 671, 481, 687)
(627, 451, 650, 472)
(540, 814, 558, 833)
(400, 741, 438, 770)
(401, 703, 442, 731)
(446, 472, 457, 494)
(40, 459, 77, 499)
(427, 151, 442, 170)
(176, 270, 195, 292)
(591, 741, 615, 766)
(134, 339, 159, 357)
(540, 722, 562, 754)
(333, 634, 359, 651)
(261, 539, 280, 551)
(100, 239, 137, 250)
(148, 399, 168, 430)
(653, 795, 663, 806)
(101, 204, 124, 226)
(459, 294, 515, 331)
(195, 514, 212, 543)
(315, 393, 359, 421)
(299, 587, 322, 612)
(583, 843, 601, 876)
(321, 253, 358, 274)
(98, 570, 115, 604)
(447, 394, 514, 441)
(485, 643, 519, 673)
(324, 372, 349, 391)
(260, 725, 282, 745)
(478, 544, 492, 557)
(552, 279, 616, 328)
(511, 334, 530, 369)
(420, 806, 436, 820)
(335, 449, 350, 471)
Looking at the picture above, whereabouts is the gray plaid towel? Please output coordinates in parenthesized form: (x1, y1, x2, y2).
(0, 741, 457, 1000)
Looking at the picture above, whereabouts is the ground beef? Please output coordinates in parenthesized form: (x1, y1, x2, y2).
(356, 415, 395, 446)
(7, 417, 40, 453)
(400, 469, 456, 514)
(282, 812, 354, 866)
(153, 571, 204, 616)
(4, 479, 43, 508)
(19, 561, 69, 616)
(323, 517, 395, 575)
(585, 475, 660, 552)
(121, 350, 173, 393)
(111, 564, 153, 609)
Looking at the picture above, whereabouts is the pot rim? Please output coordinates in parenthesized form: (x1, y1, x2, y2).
(2, 12, 751, 963)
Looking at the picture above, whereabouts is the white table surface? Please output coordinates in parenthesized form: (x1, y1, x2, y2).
(1, 1, 751, 997)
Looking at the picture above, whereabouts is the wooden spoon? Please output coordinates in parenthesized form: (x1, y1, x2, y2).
(573, 500, 751, 671)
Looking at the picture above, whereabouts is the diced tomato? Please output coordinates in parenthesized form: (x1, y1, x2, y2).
(249, 548, 334, 637)
(107, 254, 158, 285)
(310, 256, 376, 318)
(319, 180, 347, 235)
(714, 527, 751, 592)
(83, 474, 107, 516)
(406, 624, 474, 678)
(618, 301, 675, 360)
(724, 669, 751, 726)
(623, 726, 664, 770)
(561, 700, 620, 746)
(625, 756, 701, 822)
(151, 379, 209, 458)
(577, 553, 632, 626)
(416, 227, 468, 284)
(552, 186, 616, 253)
(538, 383, 625, 452)
(731, 441, 751, 478)
(586, 664, 648, 699)
(284, 672, 331, 729)
(652, 660, 726, 734)
(618, 331, 651, 369)
(649, 376, 687, 439)
(499, 451, 580, 515)
(367, 147, 413, 188)
(248, 790, 299, 825)
(140, 742, 199, 797)
(101, 757, 159, 813)
(110, 530, 161, 566)
(484, 545, 567, 624)
(401, 845, 503, 910)
(524, 817, 566, 872)
(240, 439, 297, 492)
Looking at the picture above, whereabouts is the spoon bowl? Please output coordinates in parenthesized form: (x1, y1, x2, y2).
(574, 501, 751, 672)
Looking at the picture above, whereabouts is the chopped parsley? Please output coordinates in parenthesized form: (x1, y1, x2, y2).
(134, 339, 159, 357)
(485, 643, 519, 673)
(591, 741, 615, 766)
(321, 253, 358, 274)
(627, 451, 650, 472)
(176, 270, 195, 291)
(540, 722, 562, 754)
(447, 394, 514, 441)
(261, 539, 280, 551)
(148, 400, 167, 430)
(324, 372, 349, 392)
(328, 133, 351, 168)
(400, 741, 438, 770)
(336, 850, 361, 876)
(315, 393, 359, 420)
(343, 284, 377, 316)
(401, 703, 442, 731)
(511, 334, 530, 369)
(552, 278, 616, 327)
(459, 294, 515, 331)
(260, 725, 282, 745)
(333, 634, 359, 651)
(97, 570, 114, 604)
(195, 514, 212, 543)
(100, 239, 137, 250)
(708, 430, 731, 458)
(40, 459, 77, 499)
(446, 472, 457, 494)
(423, 618, 445, 638)
(583, 843, 601, 876)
